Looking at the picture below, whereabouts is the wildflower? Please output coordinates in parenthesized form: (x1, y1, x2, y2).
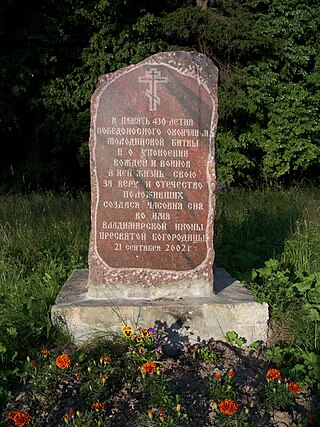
(214, 371, 221, 381)
(147, 409, 153, 420)
(8, 410, 31, 426)
(219, 399, 238, 415)
(153, 343, 163, 359)
(141, 328, 149, 337)
(135, 336, 143, 343)
(101, 374, 109, 384)
(148, 327, 155, 335)
(40, 348, 50, 356)
(227, 369, 234, 378)
(217, 183, 226, 191)
(210, 401, 218, 410)
(100, 355, 112, 363)
(7, 410, 19, 420)
(266, 368, 281, 381)
(56, 354, 71, 369)
(123, 326, 133, 338)
(288, 381, 301, 394)
(158, 407, 165, 422)
(141, 361, 157, 374)
(138, 346, 146, 355)
(91, 401, 105, 411)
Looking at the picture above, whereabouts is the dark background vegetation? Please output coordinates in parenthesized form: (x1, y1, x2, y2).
(0, 0, 319, 192)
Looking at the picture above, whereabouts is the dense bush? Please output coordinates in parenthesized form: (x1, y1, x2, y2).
(0, 0, 319, 190)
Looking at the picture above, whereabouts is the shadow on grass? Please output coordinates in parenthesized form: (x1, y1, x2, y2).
(214, 188, 310, 280)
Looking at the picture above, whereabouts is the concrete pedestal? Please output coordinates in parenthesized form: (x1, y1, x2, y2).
(51, 268, 269, 346)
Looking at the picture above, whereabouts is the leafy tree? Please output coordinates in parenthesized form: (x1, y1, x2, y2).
(0, 0, 319, 189)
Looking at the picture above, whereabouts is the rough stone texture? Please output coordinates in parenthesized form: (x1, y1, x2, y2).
(88, 51, 218, 299)
(51, 268, 269, 345)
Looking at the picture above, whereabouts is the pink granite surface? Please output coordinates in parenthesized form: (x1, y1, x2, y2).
(88, 51, 218, 295)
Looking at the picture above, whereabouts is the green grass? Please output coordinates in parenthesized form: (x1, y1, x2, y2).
(0, 187, 319, 425)
(215, 186, 320, 278)
(0, 192, 90, 351)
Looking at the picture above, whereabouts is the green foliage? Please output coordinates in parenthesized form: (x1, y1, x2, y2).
(0, 192, 89, 355)
(1, 0, 319, 189)
(258, 377, 294, 412)
(207, 370, 238, 402)
(225, 331, 247, 348)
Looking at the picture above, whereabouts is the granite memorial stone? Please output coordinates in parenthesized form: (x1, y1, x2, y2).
(88, 51, 218, 299)
(51, 52, 269, 345)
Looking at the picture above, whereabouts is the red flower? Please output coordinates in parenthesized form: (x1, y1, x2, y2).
(7, 410, 31, 426)
(227, 369, 234, 378)
(288, 381, 301, 394)
(100, 355, 112, 363)
(141, 361, 157, 374)
(219, 399, 238, 415)
(91, 401, 105, 411)
(56, 354, 71, 369)
(266, 368, 281, 381)
(40, 348, 50, 356)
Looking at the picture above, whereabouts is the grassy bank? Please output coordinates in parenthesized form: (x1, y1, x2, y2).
(0, 187, 319, 425)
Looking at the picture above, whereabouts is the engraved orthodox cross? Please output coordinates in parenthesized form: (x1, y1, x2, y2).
(139, 68, 168, 111)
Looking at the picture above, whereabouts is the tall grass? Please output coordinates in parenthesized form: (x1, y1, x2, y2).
(0, 192, 90, 352)
(215, 186, 320, 278)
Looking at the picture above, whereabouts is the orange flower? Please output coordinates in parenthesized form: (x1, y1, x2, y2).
(123, 326, 133, 338)
(101, 374, 109, 383)
(219, 399, 238, 415)
(214, 371, 221, 381)
(141, 361, 157, 374)
(8, 410, 31, 426)
(227, 369, 234, 378)
(288, 381, 301, 394)
(40, 348, 50, 356)
(100, 355, 112, 363)
(91, 401, 105, 411)
(266, 368, 281, 381)
(7, 410, 19, 420)
(56, 354, 71, 369)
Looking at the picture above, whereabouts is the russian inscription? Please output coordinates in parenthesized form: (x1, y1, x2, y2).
(89, 51, 218, 292)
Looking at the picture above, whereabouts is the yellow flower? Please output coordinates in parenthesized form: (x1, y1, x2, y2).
(123, 326, 133, 338)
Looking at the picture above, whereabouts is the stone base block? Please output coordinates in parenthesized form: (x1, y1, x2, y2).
(51, 269, 269, 346)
